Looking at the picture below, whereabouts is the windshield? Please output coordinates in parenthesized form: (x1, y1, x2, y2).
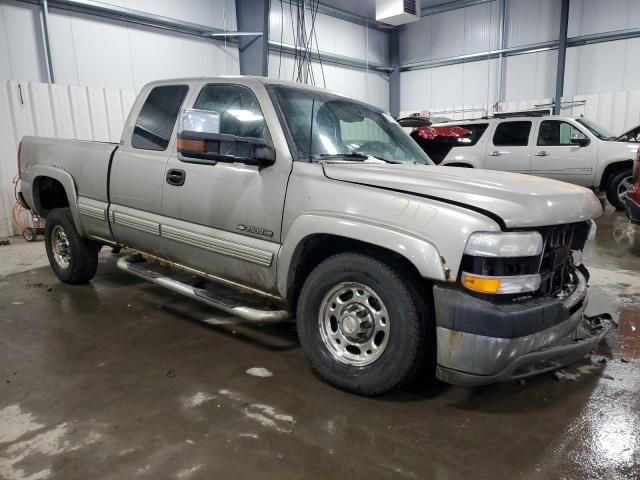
(576, 118, 616, 140)
(269, 86, 433, 165)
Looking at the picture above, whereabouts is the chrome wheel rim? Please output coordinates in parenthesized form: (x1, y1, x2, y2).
(618, 175, 633, 202)
(51, 225, 71, 269)
(319, 282, 390, 366)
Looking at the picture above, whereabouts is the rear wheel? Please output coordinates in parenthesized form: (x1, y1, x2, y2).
(45, 208, 99, 284)
(296, 253, 432, 396)
(606, 169, 633, 210)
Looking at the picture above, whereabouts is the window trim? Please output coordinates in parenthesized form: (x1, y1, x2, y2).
(536, 119, 588, 147)
(492, 120, 533, 147)
(131, 84, 189, 152)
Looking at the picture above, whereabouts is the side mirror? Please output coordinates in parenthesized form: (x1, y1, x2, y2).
(570, 137, 590, 147)
(176, 109, 275, 167)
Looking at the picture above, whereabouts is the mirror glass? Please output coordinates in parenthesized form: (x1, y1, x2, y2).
(178, 109, 221, 136)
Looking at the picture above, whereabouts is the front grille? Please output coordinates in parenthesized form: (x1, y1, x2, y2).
(535, 222, 588, 297)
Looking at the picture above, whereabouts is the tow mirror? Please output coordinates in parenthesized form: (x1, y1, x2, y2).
(176, 109, 275, 167)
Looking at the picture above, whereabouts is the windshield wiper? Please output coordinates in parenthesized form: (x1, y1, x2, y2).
(310, 153, 400, 164)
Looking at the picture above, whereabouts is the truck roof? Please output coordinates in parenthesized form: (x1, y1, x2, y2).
(145, 75, 348, 98)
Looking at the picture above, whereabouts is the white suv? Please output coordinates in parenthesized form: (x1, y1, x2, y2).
(417, 115, 638, 209)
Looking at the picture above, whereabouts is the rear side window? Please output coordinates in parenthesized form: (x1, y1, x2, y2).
(493, 121, 532, 146)
(456, 123, 488, 146)
(132, 85, 189, 151)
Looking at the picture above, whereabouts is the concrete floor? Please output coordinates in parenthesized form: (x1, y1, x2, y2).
(1, 208, 639, 480)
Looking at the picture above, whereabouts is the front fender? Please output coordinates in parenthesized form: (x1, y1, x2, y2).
(440, 151, 482, 168)
(30, 165, 86, 237)
(276, 213, 446, 298)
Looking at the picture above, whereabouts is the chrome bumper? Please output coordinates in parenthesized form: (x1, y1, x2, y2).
(434, 270, 613, 386)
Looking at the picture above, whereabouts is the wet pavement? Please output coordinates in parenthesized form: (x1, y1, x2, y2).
(1, 208, 639, 480)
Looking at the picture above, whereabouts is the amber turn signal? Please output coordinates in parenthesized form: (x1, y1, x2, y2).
(177, 138, 207, 154)
(462, 273, 501, 293)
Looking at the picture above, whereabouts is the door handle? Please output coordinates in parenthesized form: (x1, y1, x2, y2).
(166, 169, 186, 186)
(488, 151, 502, 157)
(535, 151, 550, 157)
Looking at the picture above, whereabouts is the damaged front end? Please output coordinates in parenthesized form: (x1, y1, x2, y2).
(433, 220, 614, 387)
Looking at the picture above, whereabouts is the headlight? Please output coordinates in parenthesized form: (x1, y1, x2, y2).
(461, 272, 541, 295)
(461, 231, 543, 295)
(464, 231, 543, 257)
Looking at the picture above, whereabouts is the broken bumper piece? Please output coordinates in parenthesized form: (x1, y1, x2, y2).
(436, 314, 613, 387)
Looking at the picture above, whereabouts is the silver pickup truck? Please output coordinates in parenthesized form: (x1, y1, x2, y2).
(18, 76, 611, 395)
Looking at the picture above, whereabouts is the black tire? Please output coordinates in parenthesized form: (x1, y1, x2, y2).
(606, 168, 633, 210)
(22, 227, 36, 242)
(44, 208, 99, 284)
(296, 252, 432, 396)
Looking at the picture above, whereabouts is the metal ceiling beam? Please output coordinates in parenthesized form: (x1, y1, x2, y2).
(268, 40, 393, 73)
(14, 0, 262, 43)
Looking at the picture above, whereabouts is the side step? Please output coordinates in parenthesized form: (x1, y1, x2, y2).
(116, 255, 289, 324)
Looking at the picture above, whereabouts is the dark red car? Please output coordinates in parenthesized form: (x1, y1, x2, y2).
(626, 145, 640, 224)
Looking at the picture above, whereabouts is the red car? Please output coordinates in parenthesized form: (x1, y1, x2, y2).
(626, 145, 640, 224)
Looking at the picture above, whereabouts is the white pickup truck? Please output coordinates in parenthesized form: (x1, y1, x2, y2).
(412, 115, 638, 210)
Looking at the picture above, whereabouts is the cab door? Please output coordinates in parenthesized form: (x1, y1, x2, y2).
(530, 119, 597, 186)
(484, 120, 535, 174)
(160, 80, 292, 294)
(108, 83, 193, 255)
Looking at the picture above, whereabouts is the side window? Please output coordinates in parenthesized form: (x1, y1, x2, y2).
(493, 121, 532, 147)
(132, 85, 189, 151)
(193, 84, 265, 158)
(537, 120, 587, 146)
(456, 123, 488, 146)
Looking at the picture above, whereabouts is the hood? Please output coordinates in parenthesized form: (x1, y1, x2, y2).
(322, 163, 603, 228)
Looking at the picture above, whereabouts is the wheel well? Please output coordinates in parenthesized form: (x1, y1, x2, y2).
(34, 177, 69, 217)
(443, 162, 473, 168)
(286, 234, 430, 312)
(599, 160, 634, 191)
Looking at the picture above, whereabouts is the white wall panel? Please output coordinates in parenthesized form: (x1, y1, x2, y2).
(0, 80, 135, 237)
(268, 2, 388, 65)
(506, 0, 560, 47)
(431, 8, 465, 59)
(398, 15, 431, 66)
(398, 1, 499, 65)
(2, 1, 240, 91)
(399, 69, 431, 112)
(0, 2, 47, 82)
(504, 50, 557, 102)
(431, 63, 464, 106)
(569, 0, 640, 37)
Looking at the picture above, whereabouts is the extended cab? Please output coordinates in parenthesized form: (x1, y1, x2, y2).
(18, 77, 611, 395)
(411, 115, 638, 210)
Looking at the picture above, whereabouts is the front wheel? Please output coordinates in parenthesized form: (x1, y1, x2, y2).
(296, 253, 432, 396)
(44, 208, 99, 284)
(606, 169, 633, 210)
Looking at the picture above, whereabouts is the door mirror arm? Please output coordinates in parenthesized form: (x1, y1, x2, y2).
(570, 137, 590, 147)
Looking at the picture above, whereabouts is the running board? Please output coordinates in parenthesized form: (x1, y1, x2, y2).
(116, 255, 289, 324)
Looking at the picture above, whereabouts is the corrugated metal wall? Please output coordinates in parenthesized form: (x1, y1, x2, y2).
(268, 1, 390, 110)
(0, 1, 240, 91)
(400, 0, 640, 123)
(0, 80, 136, 237)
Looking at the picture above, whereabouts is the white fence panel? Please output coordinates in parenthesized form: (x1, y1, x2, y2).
(0, 80, 135, 237)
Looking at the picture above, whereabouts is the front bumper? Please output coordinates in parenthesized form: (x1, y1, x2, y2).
(433, 270, 613, 387)
(626, 195, 640, 225)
